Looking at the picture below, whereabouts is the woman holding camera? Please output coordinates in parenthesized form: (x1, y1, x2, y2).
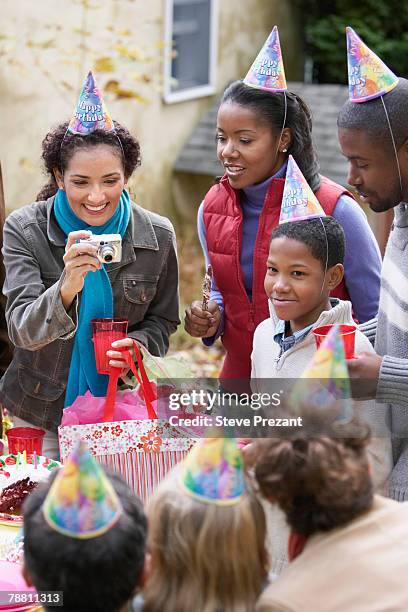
(0, 73, 179, 458)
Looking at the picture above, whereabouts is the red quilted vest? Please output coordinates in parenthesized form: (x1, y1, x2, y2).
(203, 174, 354, 383)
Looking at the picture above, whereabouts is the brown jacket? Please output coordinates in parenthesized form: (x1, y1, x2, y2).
(256, 496, 408, 612)
(0, 196, 179, 432)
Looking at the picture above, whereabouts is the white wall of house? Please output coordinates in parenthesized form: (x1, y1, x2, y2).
(0, 0, 300, 215)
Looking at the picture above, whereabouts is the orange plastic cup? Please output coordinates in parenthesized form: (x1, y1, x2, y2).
(6, 427, 45, 454)
(313, 324, 357, 359)
(91, 318, 128, 374)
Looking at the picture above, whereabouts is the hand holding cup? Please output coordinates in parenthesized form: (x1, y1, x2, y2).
(107, 337, 137, 372)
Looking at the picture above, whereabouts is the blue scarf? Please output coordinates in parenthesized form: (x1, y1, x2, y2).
(54, 188, 131, 407)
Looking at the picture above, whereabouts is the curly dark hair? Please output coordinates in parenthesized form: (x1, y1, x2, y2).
(36, 120, 141, 201)
(253, 407, 374, 537)
(270, 216, 345, 270)
(220, 81, 321, 191)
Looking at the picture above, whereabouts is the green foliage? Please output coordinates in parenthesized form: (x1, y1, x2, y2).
(295, 0, 408, 83)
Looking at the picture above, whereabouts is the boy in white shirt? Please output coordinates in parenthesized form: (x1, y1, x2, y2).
(250, 159, 391, 574)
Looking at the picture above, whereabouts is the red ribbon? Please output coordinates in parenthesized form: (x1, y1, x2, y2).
(103, 339, 157, 422)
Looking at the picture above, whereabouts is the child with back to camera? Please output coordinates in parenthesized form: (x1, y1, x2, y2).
(143, 437, 269, 612)
(22, 442, 147, 612)
(253, 407, 408, 612)
(251, 157, 392, 574)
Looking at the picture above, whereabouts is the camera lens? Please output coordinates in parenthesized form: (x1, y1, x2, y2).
(100, 244, 115, 263)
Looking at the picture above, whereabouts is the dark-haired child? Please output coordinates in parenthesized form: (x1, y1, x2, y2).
(22, 443, 147, 612)
(185, 27, 381, 389)
(253, 406, 408, 612)
(252, 216, 358, 377)
(251, 215, 391, 575)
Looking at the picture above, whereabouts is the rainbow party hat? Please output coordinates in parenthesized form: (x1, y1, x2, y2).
(180, 437, 246, 505)
(243, 26, 287, 92)
(290, 325, 353, 421)
(279, 155, 325, 224)
(68, 71, 115, 135)
(42, 441, 122, 539)
(346, 27, 399, 103)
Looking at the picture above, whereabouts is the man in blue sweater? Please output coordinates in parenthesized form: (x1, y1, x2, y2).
(338, 29, 408, 501)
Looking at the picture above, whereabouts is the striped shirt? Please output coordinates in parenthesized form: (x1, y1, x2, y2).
(360, 203, 408, 501)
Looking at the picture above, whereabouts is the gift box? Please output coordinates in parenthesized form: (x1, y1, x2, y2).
(59, 340, 195, 503)
(59, 419, 193, 502)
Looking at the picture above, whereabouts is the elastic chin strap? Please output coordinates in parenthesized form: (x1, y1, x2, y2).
(273, 91, 288, 165)
(318, 216, 329, 298)
(381, 95, 404, 200)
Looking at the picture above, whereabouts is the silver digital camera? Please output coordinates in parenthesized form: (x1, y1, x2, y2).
(79, 233, 122, 264)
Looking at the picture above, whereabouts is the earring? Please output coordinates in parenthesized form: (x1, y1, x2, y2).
(282, 148, 288, 153)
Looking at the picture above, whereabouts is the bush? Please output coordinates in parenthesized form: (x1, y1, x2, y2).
(295, 0, 408, 83)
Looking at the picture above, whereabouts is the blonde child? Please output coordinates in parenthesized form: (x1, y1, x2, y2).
(143, 437, 269, 612)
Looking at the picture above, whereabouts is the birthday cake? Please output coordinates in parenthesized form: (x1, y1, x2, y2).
(0, 454, 60, 515)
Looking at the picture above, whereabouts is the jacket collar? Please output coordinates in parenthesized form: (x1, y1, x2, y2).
(46, 195, 66, 247)
(46, 194, 159, 250)
(394, 202, 408, 228)
(128, 202, 159, 250)
(219, 173, 286, 217)
(268, 297, 353, 332)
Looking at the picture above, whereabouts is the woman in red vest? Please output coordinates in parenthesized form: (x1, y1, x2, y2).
(185, 30, 381, 386)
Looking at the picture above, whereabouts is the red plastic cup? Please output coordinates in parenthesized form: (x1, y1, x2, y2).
(313, 324, 357, 359)
(91, 318, 128, 374)
(6, 427, 45, 455)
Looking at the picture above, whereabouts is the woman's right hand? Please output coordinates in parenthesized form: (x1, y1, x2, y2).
(60, 230, 101, 309)
(184, 300, 221, 338)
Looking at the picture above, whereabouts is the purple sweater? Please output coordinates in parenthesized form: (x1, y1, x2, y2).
(198, 169, 382, 336)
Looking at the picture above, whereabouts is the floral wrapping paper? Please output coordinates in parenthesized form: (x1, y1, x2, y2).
(58, 419, 195, 503)
(59, 419, 193, 458)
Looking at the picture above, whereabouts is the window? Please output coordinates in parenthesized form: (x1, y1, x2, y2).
(163, 0, 218, 103)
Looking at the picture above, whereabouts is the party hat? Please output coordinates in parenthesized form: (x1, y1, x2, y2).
(279, 155, 325, 224)
(346, 27, 399, 103)
(180, 437, 246, 505)
(68, 71, 115, 135)
(244, 26, 287, 92)
(290, 325, 353, 421)
(43, 441, 122, 539)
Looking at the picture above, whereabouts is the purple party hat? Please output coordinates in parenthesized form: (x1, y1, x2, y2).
(68, 71, 115, 135)
(244, 26, 287, 92)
